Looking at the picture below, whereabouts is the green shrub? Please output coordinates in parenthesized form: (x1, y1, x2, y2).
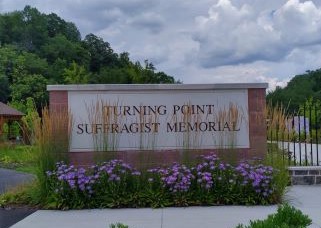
(0, 182, 40, 208)
(0, 144, 37, 173)
(109, 223, 129, 228)
(236, 204, 312, 228)
(264, 146, 290, 203)
(0, 151, 288, 209)
(42, 154, 281, 209)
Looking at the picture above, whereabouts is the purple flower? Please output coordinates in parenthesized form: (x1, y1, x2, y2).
(235, 161, 275, 198)
(219, 163, 225, 170)
(150, 163, 194, 193)
(132, 171, 141, 176)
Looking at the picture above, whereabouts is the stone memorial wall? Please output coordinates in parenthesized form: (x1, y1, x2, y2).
(48, 84, 267, 166)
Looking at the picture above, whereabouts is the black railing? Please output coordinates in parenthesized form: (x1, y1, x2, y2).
(267, 101, 321, 166)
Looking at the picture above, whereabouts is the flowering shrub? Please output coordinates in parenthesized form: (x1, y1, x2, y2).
(93, 159, 141, 182)
(45, 154, 280, 209)
(46, 160, 142, 208)
(194, 154, 218, 190)
(149, 163, 194, 193)
(235, 162, 275, 198)
(91, 159, 142, 208)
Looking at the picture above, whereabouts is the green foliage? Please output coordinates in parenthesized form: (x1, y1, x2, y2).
(264, 145, 290, 203)
(109, 223, 129, 228)
(17, 97, 40, 144)
(236, 204, 312, 228)
(46, 13, 81, 42)
(41, 34, 88, 65)
(0, 144, 37, 174)
(0, 183, 38, 207)
(63, 61, 90, 84)
(82, 33, 116, 72)
(267, 69, 321, 111)
(0, 74, 10, 103)
(10, 74, 48, 109)
(298, 97, 321, 129)
(0, 6, 178, 110)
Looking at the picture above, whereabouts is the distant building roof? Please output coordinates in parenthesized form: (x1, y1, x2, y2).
(0, 102, 24, 118)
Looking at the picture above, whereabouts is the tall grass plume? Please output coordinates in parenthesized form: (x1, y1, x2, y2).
(32, 107, 72, 201)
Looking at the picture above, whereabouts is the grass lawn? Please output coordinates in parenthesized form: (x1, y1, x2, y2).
(0, 143, 37, 174)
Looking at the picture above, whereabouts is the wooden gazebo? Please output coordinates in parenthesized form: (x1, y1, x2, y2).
(0, 102, 24, 140)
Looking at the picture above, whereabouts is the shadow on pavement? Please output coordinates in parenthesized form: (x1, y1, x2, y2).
(0, 207, 37, 228)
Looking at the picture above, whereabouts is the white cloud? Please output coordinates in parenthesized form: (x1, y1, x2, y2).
(192, 0, 321, 68)
(1, 0, 321, 91)
(273, 0, 321, 45)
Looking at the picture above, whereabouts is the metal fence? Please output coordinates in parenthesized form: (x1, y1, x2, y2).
(267, 101, 321, 166)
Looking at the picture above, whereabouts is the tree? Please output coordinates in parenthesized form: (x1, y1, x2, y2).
(0, 6, 179, 111)
(46, 13, 81, 42)
(47, 58, 68, 84)
(96, 67, 132, 84)
(0, 45, 19, 84)
(22, 52, 48, 76)
(0, 74, 10, 102)
(267, 69, 321, 111)
(0, 45, 17, 101)
(41, 34, 89, 65)
(118, 52, 130, 67)
(20, 6, 48, 51)
(82, 33, 118, 72)
(10, 73, 48, 110)
(299, 98, 321, 129)
(63, 61, 90, 84)
(154, 71, 175, 84)
(0, 11, 25, 46)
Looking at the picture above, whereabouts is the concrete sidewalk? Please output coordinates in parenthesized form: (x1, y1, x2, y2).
(10, 186, 321, 228)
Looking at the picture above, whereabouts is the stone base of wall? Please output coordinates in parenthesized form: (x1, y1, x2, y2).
(289, 166, 321, 185)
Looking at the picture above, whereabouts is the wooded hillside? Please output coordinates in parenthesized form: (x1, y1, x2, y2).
(0, 6, 177, 112)
(267, 69, 321, 111)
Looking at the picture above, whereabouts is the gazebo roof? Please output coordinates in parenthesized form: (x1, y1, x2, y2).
(0, 102, 24, 119)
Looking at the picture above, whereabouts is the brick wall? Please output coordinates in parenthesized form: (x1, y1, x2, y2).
(49, 91, 68, 113)
(248, 88, 267, 158)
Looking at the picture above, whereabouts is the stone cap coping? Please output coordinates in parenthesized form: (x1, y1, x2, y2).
(47, 83, 268, 91)
(288, 166, 321, 171)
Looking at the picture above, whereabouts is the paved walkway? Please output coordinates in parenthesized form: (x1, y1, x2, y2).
(0, 168, 36, 228)
(0, 168, 35, 194)
(9, 186, 321, 228)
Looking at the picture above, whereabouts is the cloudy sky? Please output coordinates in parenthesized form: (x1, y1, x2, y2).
(1, 0, 321, 90)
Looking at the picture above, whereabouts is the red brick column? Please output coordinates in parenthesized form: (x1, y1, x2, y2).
(49, 91, 68, 114)
(49, 90, 96, 165)
(248, 88, 267, 158)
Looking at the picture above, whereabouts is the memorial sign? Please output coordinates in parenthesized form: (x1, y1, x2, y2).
(48, 84, 268, 165)
(68, 89, 249, 151)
